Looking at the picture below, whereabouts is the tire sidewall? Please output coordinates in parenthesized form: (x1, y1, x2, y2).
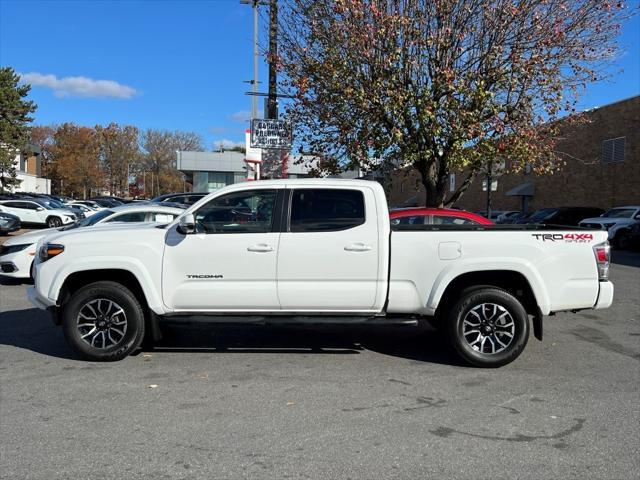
(62, 282, 145, 361)
(47, 216, 62, 228)
(448, 288, 529, 368)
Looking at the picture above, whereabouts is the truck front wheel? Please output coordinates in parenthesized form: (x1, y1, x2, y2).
(61, 281, 145, 361)
(447, 287, 529, 368)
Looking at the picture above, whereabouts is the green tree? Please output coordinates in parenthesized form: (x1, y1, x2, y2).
(279, 0, 632, 206)
(0, 67, 37, 192)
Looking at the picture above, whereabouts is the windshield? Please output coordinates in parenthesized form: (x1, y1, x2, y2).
(528, 208, 558, 221)
(60, 209, 115, 230)
(602, 208, 637, 219)
(32, 199, 53, 210)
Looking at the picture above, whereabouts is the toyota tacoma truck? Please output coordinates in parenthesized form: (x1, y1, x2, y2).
(27, 179, 614, 367)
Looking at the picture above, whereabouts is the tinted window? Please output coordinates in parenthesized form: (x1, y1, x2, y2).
(290, 189, 365, 232)
(391, 215, 425, 226)
(106, 212, 147, 223)
(2, 201, 26, 209)
(433, 215, 477, 225)
(195, 189, 276, 234)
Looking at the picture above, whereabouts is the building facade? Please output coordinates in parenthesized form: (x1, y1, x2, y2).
(176, 150, 316, 193)
(389, 96, 639, 211)
(1, 144, 51, 194)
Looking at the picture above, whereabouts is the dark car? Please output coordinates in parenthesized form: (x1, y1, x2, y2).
(0, 212, 21, 234)
(89, 198, 124, 208)
(524, 207, 604, 227)
(151, 192, 207, 206)
(616, 221, 640, 251)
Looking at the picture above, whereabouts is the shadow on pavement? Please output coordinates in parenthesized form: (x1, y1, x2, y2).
(611, 250, 640, 268)
(0, 277, 32, 286)
(0, 308, 460, 366)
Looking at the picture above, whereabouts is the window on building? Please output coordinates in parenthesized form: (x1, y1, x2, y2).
(195, 189, 277, 234)
(602, 137, 625, 163)
(290, 189, 365, 232)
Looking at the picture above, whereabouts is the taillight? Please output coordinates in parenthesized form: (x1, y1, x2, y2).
(593, 242, 610, 280)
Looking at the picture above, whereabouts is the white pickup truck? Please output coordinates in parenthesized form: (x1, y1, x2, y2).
(27, 179, 614, 367)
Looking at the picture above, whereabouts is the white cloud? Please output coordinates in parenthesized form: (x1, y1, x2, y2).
(230, 110, 251, 122)
(229, 110, 263, 122)
(20, 72, 138, 99)
(213, 139, 245, 150)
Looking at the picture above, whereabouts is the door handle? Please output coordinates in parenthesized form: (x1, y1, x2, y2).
(344, 242, 372, 252)
(247, 243, 275, 253)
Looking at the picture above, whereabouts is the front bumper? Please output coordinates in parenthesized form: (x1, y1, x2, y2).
(594, 281, 614, 310)
(0, 220, 21, 233)
(27, 286, 56, 310)
(0, 250, 35, 279)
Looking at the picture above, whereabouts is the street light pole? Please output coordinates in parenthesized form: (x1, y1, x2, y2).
(241, 0, 264, 120)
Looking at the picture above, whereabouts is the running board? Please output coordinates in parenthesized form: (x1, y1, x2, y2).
(159, 314, 419, 327)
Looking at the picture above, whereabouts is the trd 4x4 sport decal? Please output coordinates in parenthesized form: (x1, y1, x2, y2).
(531, 233, 594, 243)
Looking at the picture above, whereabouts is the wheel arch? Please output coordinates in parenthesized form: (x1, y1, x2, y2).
(56, 269, 159, 338)
(433, 270, 542, 320)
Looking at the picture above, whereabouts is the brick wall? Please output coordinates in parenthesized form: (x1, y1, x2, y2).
(389, 96, 640, 211)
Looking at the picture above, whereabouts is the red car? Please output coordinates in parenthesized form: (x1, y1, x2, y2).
(390, 208, 494, 226)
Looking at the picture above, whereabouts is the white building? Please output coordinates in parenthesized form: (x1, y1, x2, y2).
(1, 144, 51, 194)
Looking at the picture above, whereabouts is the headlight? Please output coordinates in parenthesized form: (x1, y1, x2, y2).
(603, 223, 615, 230)
(39, 243, 65, 262)
(0, 243, 31, 255)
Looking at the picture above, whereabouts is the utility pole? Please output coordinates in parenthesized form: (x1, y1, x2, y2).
(241, 0, 265, 120)
(267, 0, 278, 120)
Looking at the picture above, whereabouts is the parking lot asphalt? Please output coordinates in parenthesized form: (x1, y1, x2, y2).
(0, 247, 638, 479)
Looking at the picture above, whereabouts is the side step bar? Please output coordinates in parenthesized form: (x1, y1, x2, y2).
(158, 314, 419, 327)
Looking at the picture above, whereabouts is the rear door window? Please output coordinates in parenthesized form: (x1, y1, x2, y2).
(289, 189, 365, 232)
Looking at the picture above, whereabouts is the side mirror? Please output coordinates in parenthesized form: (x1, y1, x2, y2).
(36, 207, 44, 211)
(177, 213, 196, 234)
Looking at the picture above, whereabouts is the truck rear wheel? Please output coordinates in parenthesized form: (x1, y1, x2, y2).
(447, 287, 529, 368)
(61, 281, 145, 361)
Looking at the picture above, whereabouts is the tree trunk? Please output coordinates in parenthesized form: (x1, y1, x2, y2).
(416, 155, 447, 207)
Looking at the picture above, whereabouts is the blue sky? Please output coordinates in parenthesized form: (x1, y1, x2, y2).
(1, 0, 639, 150)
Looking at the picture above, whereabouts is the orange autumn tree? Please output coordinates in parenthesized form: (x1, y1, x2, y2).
(278, 0, 632, 206)
(49, 123, 104, 198)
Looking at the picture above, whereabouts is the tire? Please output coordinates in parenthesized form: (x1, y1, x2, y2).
(46, 216, 62, 228)
(447, 287, 529, 368)
(61, 281, 145, 361)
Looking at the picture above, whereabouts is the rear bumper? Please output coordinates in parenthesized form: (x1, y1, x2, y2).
(594, 281, 614, 310)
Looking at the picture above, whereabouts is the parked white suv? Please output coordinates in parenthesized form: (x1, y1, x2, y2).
(0, 204, 184, 279)
(579, 206, 640, 248)
(0, 199, 76, 228)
